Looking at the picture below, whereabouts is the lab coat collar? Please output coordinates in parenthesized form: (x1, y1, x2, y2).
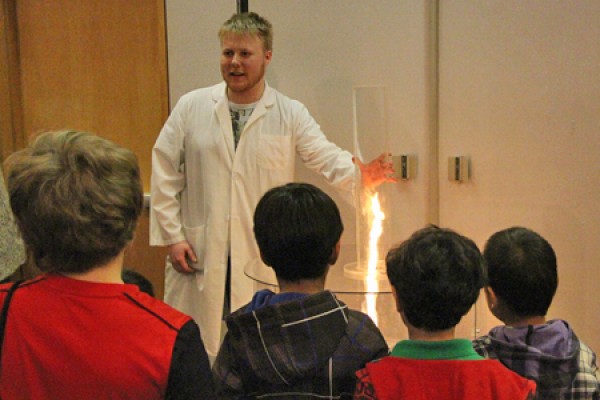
(212, 81, 275, 162)
(211, 81, 275, 107)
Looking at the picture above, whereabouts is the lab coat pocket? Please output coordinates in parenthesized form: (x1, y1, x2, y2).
(183, 224, 206, 272)
(257, 134, 292, 170)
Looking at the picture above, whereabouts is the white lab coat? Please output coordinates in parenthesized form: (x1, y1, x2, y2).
(150, 82, 355, 357)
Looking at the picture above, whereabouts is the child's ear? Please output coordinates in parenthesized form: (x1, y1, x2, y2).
(259, 250, 272, 269)
(391, 286, 403, 313)
(484, 286, 497, 308)
(328, 240, 341, 265)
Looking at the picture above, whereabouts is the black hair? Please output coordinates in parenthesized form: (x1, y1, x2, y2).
(386, 225, 485, 331)
(122, 268, 155, 297)
(253, 183, 343, 282)
(483, 226, 557, 317)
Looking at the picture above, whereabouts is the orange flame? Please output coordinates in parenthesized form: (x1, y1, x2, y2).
(365, 192, 384, 325)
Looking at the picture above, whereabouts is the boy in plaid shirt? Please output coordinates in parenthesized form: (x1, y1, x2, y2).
(212, 183, 388, 399)
(473, 226, 599, 399)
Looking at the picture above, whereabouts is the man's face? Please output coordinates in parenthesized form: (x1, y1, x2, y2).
(220, 33, 272, 103)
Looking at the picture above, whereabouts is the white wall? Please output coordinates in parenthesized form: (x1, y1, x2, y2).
(438, 1, 600, 351)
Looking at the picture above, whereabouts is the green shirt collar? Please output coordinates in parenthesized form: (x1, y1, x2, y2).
(391, 339, 484, 361)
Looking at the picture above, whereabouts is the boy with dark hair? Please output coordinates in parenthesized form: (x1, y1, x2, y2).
(212, 182, 388, 399)
(473, 226, 599, 399)
(354, 225, 536, 399)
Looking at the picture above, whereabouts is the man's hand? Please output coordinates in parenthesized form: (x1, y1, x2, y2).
(354, 152, 398, 190)
(168, 240, 197, 274)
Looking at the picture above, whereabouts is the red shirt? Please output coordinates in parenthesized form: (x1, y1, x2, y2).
(0, 273, 210, 399)
(355, 356, 536, 400)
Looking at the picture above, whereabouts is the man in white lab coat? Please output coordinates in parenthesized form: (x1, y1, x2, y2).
(150, 12, 395, 358)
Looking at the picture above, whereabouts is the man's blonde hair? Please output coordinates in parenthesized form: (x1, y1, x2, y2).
(218, 12, 273, 52)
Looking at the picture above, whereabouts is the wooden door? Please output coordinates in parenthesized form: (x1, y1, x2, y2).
(1, 0, 169, 298)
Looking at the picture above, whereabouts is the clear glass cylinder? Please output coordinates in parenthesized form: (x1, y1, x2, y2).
(344, 85, 391, 280)
(341, 85, 403, 345)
